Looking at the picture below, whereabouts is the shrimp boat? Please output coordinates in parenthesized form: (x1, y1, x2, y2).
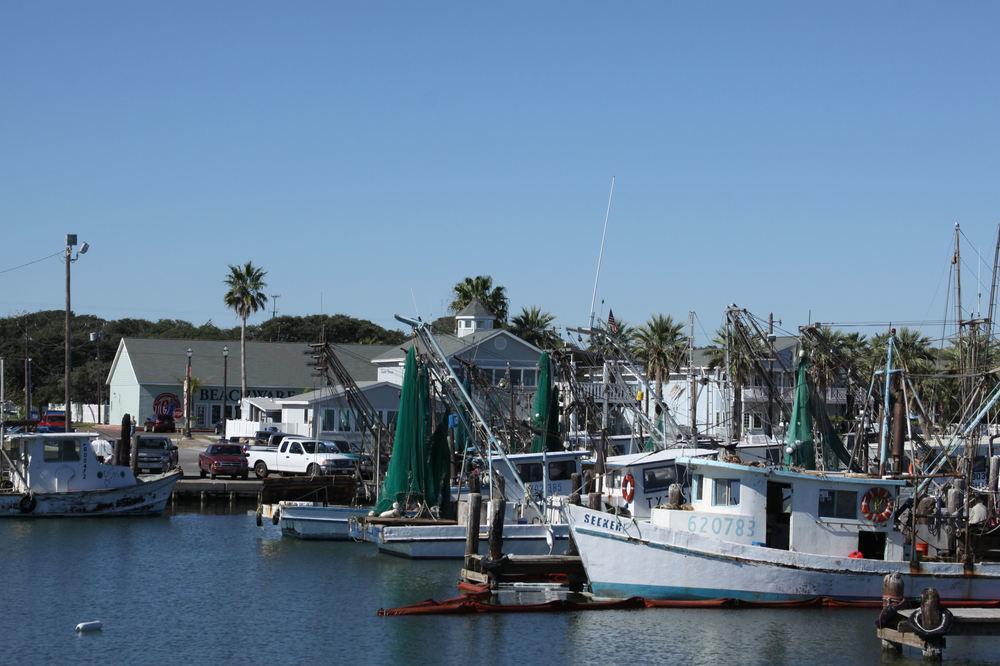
(1, 432, 181, 516)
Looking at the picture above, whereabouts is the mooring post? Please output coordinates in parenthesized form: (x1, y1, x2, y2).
(920, 588, 944, 659)
(570, 472, 581, 506)
(464, 492, 482, 564)
(487, 498, 506, 561)
(130, 435, 139, 476)
(880, 573, 905, 653)
(587, 492, 601, 511)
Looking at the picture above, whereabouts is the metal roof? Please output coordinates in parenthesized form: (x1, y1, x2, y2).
(115, 338, 393, 387)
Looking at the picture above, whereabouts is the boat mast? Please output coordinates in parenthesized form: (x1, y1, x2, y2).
(588, 176, 615, 332)
(688, 311, 697, 442)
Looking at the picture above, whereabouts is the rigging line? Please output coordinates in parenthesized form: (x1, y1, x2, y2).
(0, 250, 64, 276)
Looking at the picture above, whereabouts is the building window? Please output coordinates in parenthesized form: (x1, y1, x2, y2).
(384, 410, 398, 428)
(510, 369, 522, 386)
(338, 409, 352, 432)
(713, 479, 740, 506)
(322, 409, 336, 432)
(818, 489, 857, 520)
(523, 370, 536, 387)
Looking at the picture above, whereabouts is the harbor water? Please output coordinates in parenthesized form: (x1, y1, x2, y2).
(4, 508, 998, 665)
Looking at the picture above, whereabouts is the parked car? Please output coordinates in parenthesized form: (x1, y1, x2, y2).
(145, 414, 176, 433)
(136, 435, 179, 474)
(199, 443, 249, 480)
(37, 411, 66, 433)
(247, 436, 356, 479)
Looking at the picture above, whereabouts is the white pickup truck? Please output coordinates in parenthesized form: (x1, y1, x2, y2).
(247, 437, 357, 479)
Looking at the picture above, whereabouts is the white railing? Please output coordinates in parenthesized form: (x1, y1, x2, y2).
(224, 419, 310, 438)
(740, 387, 847, 404)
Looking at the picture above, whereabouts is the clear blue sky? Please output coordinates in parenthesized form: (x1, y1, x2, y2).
(2, 3, 999, 343)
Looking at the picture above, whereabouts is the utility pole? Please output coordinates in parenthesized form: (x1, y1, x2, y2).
(23, 326, 31, 419)
(65, 234, 73, 431)
(689, 311, 697, 442)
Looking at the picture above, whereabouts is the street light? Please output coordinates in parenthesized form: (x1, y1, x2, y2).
(65, 234, 89, 432)
(222, 346, 229, 438)
(184, 347, 193, 438)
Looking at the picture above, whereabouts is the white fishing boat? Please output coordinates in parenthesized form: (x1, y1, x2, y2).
(351, 450, 586, 559)
(600, 447, 717, 519)
(274, 501, 370, 540)
(0, 432, 181, 517)
(565, 456, 1000, 602)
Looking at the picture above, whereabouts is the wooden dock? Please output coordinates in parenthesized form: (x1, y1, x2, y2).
(878, 576, 1000, 660)
(461, 553, 587, 589)
(173, 478, 261, 501)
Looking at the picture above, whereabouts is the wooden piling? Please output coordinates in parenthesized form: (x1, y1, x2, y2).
(464, 493, 482, 564)
(487, 498, 506, 561)
(130, 435, 139, 476)
(570, 473, 581, 506)
(587, 492, 601, 511)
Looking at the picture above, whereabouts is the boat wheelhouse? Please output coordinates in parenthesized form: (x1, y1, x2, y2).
(601, 447, 718, 519)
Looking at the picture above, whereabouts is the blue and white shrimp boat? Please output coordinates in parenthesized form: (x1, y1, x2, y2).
(565, 457, 1000, 602)
(0, 433, 180, 517)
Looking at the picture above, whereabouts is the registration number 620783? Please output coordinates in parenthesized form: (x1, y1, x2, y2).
(686, 515, 755, 538)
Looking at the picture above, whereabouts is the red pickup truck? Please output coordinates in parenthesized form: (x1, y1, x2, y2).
(37, 411, 67, 433)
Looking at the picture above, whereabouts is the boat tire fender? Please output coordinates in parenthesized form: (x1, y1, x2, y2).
(621, 474, 636, 504)
(19, 493, 36, 514)
(910, 607, 953, 638)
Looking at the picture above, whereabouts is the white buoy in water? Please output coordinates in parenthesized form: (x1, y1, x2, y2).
(75, 621, 103, 633)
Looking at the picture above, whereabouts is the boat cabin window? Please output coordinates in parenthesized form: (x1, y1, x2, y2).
(818, 489, 857, 520)
(712, 479, 740, 506)
(514, 461, 576, 483)
(43, 440, 81, 463)
(548, 461, 576, 481)
(692, 474, 703, 501)
(289, 442, 304, 455)
(642, 466, 676, 494)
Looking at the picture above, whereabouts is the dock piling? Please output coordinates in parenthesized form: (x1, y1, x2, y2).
(464, 492, 482, 565)
(487, 498, 506, 562)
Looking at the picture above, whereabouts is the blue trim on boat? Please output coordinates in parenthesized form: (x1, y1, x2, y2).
(589, 582, 823, 602)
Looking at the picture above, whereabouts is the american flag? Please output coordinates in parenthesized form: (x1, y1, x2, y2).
(608, 309, 619, 335)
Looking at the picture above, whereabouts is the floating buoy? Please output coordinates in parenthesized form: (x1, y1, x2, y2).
(75, 621, 103, 633)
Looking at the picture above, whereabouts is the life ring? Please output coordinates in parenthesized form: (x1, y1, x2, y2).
(861, 487, 894, 523)
(621, 473, 636, 504)
(19, 493, 37, 514)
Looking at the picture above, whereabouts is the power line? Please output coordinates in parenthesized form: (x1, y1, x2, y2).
(0, 250, 63, 276)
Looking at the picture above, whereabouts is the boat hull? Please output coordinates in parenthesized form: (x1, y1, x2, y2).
(277, 502, 371, 540)
(0, 470, 181, 517)
(564, 504, 1000, 602)
(350, 520, 572, 559)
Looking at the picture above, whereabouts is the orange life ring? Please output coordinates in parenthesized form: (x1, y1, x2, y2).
(861, 487, 894, 523)
(622, 473, 636, 503)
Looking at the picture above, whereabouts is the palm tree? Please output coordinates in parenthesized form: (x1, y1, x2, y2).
(802, 326, 851, 399)
(223, 262, 268, 400)
(633, 314, 686, 404)
(449, 275, 509, 323)
(510, 306, 559, 349)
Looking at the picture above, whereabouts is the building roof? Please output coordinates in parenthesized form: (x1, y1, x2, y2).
(372, 329, 541, 365)
(111, 338, 393, 387)
(278, 381, 390, 405)
(455, 298, 494, 318)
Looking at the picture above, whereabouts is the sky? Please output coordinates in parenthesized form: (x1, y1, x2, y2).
(2, 3, 1000, 344)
